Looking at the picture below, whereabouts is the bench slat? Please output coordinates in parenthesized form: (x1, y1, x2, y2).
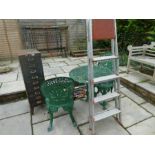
(127, 42, 155, 81)
(145, 53, 155, 57)
(130, 56, 155, 67)
(146, 49, 155, 52)
(132, 52, 143, 56)
(131, 49, 145, 52)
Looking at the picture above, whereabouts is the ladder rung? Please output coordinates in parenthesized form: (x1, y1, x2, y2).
(93, 55, 118, 62)
(93, 74, 119, 84)
(94, 92, 120, 104)
(93, 108, 121, 122)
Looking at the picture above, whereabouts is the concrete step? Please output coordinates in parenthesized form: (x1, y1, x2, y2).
(120, 72, 155, 105)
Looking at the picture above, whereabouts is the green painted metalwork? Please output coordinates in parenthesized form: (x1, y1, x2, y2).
(97, 52, 114, 108)
(69, 62, 114, 109)
(98, 51, 113, 69)
(40, 77, 76, 131)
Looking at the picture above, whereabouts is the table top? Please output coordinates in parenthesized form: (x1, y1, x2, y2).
(69, 65, 112, 84)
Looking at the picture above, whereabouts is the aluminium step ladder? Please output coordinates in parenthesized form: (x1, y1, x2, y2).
(86, 19, 121, 134)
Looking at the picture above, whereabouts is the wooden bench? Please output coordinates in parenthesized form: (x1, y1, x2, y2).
(127, 42, 155, 81)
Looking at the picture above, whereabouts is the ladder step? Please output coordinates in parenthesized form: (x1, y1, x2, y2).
(93, 108, 121, 122)
(94, 92, 120, 104)
(93, 55, 118, 62)
(93, 74, 119, 84)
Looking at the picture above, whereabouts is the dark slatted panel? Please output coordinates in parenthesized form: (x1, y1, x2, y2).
(19, 50, 45, 114)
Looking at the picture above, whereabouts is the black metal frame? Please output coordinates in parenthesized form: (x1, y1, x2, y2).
(21, 26, 68, 57)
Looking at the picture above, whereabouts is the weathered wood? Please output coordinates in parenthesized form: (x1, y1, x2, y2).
(0, 19, 23, 60)
(127, 42, 155, 81)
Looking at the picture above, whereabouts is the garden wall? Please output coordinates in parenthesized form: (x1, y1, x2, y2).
(0, 19, 87, 60)
(0, 19, 23, 60)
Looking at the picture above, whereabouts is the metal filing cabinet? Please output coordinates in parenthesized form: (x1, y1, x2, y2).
(19, 50, 45, 114)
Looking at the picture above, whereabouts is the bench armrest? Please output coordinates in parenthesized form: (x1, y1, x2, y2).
(127, 44, 150, 57)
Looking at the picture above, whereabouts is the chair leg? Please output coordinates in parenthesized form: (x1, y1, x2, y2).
(127, 58, 130, 74)
(48, 112, 54, 132)
(69, 111, 77, 127)
(100, 101, 107, 110)
(140, 63, 144, 71)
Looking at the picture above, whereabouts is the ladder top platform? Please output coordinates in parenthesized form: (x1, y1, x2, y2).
(93, 19, 115, 40)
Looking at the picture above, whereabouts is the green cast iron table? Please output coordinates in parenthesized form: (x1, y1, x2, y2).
(69, 64, 114, 108)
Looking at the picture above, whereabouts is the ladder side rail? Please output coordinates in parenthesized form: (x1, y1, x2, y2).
(114, 19, 119, 75)
(111, 39, 116, 74)
(86, 19, 95, 133)
(111, 37, 120, 120)
(114, 19, 121, 121)
(86, 19, 122, 134)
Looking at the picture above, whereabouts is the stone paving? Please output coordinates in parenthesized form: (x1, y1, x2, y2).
(120, 71, 155, 93)
(0, 57, 87, 96)
(0, 84, 155, 134)
(120, 68, 155, 105)
(0, 56, 130, 96)
(0, 56, 155, 135)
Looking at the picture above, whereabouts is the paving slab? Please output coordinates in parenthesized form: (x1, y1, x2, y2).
(120, 72, 149, 84)
(33, 115, 80, 135)
(42, 63, 49, 68)
(48, 62, 67, 68)
(127, 117, 155, 135)
(69, 57, 84, 61)
(56, 73, 69, 77)
(0, 60, 11, 65)
(18, 67, 22, 73)
(120, 87, 145, 104)
(8, 61, 19, 69)
(79, 57, 87, 63)
(79, 63, 87, 66)
(43, 66, 53, 76)
(79, 117, 129, 135)
(0, 99, 30, 120)
(0, 71, 18, 82)
(73, 99, 119, 126)
(72, 89, 126, 126)
(50, 67, 64, 75)
(43, 66, 64, 76)
(119, 73, 128, 77)
(119, 66, 127, 73)
(32, 105, 49, 124)
(33, 98, 118, 126)
(73, 100, 89, 125)
(45, 74, 56, 80)
(32, 104, 67, 124)
(120, 92, 125, 98)
(0, 81, 25, 95)
(0, 113, 32, 135)
(137, 81, 155, 94)
(120, 84, 124, 88)
(141, 103, 155, 116)
(17, 72, 23, 81)
(65, 59, 83, 65)
(54, 57, 69, 62)
(120, 97, 151, 128)
(42, 57, 55, 63)
(61, 65, 78, 73)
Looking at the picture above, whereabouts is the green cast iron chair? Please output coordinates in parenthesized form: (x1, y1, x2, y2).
(40, 77, 76, 131)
